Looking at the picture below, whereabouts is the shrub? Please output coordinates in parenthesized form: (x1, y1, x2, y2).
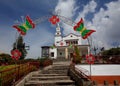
(43, 59, 52, 67)
(72, 46, 82, 64)
(39, 57, 53, 67)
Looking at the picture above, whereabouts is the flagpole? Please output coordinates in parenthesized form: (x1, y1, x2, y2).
(87, 37, 92, 80)
(90, 63, 92, 80)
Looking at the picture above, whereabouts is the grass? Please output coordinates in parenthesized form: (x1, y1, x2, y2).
(0, 65, 16, 71)
(0, 63, 37, 85)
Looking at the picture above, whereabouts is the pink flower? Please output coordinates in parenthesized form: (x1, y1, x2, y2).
(49, 15, 60, 25)
(11, 49, 21, 60)
(86, 54, 95, 64)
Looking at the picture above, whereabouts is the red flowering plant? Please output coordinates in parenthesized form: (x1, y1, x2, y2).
(11, 49, 21, 60)
(49, 15, 60, 25)
(86, 54, 95, 64)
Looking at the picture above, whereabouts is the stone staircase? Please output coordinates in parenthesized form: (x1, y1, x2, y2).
(24, 61, 76, 86)
(53, 57, 71, 62)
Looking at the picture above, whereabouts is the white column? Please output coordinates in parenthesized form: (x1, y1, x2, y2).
(65, 48, 68, 59)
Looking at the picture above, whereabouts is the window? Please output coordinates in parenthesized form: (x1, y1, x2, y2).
(66, 41, 70, 45)
(57, 33, 59, 35)
(73, 41, 75, 44)
(51, 52, 54, 57)
(60, 52, 62, 55)
(76, 41, 78, 44)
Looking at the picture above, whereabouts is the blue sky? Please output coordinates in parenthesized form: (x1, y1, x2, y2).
(0, 0, 120, 59)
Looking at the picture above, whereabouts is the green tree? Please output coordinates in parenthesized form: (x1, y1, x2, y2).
(12, 35, 27, 60)
(73, 46, 82, 64)
(0, 53, 12, 62)
(101, 47, 120, 56)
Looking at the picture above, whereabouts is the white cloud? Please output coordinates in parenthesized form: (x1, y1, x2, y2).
(55, 0, 120, 49)
(55, 0, 97, 36)
(55, 0, 77, 35)
(55, 0, 76, 18)
(75, 0, 97, 22)
(89, 0, 120, 49)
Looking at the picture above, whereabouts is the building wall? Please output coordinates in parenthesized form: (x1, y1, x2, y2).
(57, 48, 65, 58)
(91, 76, 120, 84)
(55, 36, 62, 46)
(49, 48, 57, 59)
(55, 33, 82, 47)
(63, 33, 81, 45)
(75, 64, 120, 84)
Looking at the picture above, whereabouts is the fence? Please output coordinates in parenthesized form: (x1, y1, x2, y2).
(0, 62, 39, 86)
(68, 64, 90, 86)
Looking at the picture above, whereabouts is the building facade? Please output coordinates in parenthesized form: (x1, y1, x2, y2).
(41, 24, 90, 59)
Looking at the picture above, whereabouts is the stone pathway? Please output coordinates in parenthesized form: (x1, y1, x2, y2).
(24, 61, 76, 86)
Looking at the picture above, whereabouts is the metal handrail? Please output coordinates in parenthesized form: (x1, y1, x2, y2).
(75, 66, 90, 79)
(70, 64, 90, 80)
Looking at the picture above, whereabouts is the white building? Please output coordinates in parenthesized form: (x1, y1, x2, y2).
(41, 24, 90, 59)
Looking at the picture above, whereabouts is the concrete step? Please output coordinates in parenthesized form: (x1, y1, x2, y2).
(25, 80, 75, 86)
(43, 69, 68, 72)
(25, 84, 76, 86)
(53, 61, 71, 66)
(53, 58, 71, 62)
(47, 69, 68, 71)
(31, 76, 70, 80)
(41, 70, 68, 74)
(52, 66, 69, 70)
(32, 74, 66, 77)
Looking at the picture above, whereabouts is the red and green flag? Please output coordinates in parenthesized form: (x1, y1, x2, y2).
(13, 16, 35, 35)
(73, 18, 95, 39)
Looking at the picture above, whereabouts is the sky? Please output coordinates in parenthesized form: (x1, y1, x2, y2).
(0, 0, 120, 59)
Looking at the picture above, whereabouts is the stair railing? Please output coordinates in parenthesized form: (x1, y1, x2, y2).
(75, 66, 90, 80)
